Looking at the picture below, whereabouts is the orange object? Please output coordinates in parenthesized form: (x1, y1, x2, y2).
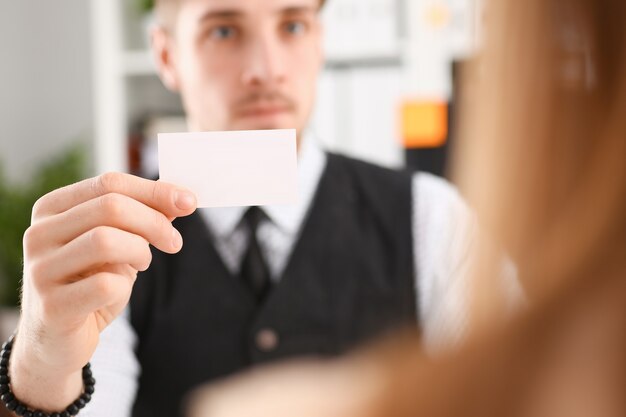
(401, 101, 448, 148)
(424, 4, 451, 29)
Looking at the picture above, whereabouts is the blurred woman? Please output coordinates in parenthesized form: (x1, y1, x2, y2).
(188, 0, 626, 415)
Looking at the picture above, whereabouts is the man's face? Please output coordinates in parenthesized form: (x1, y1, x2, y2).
(155, 0, 323, 138)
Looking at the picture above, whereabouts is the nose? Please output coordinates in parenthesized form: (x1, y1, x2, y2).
(241, 31, 287, 88)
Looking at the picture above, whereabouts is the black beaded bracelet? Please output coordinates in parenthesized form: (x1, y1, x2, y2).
(0, 334, 95, 417)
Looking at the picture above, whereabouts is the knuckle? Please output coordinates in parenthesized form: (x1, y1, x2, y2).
(28, 259, 47, 284)
(92, 274, 115, 298)
(95, 172, 124, 195)
(31, 195, 47, 218)
(22, 225, 40, 254)
(139, 243, 153, 271)
(152, 181, 168, 205)
(88, 226, 116, 254)
(151, 181, 160, 203)
(152, 210, 169, 235)
(99, 193, 125, 221)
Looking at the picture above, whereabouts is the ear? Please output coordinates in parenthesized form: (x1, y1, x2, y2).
(151, 26, 181, 92)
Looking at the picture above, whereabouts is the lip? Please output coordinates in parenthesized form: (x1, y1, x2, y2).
(237, 106, 291, 118)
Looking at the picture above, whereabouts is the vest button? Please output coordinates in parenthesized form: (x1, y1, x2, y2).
(255, 328, 279, 352)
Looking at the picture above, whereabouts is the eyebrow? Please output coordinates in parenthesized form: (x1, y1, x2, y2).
(197, 5, 316, 24)
(197, 10, 243, 24)
(280, 6, 317, 16)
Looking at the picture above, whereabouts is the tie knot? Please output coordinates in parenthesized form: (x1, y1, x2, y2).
(243, 206, 265, 231)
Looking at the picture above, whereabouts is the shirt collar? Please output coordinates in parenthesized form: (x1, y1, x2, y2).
(199, 130, 327, 237)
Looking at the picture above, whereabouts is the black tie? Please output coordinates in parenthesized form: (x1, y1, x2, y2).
(240, 207, 271, 302)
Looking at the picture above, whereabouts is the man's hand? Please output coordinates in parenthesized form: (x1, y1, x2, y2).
(9, 172, 196, 412)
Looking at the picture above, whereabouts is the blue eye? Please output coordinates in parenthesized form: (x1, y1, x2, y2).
(211, 26, 236, 40)
(284, 21, 306, 35)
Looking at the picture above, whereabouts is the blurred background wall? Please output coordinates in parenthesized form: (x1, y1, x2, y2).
(0, 0, 93, 183)
(0, 0, 479, 183)
(92, 0, 479, 178)
(0, 0, 478, 313)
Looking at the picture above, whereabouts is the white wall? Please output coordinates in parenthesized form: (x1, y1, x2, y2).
(311, 66, 405, 168)
(309, 0, 406, 169)
(0, 0, 475, 182)
(0, 0, 93, 183)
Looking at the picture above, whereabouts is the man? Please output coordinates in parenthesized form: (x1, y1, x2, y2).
(2, 0, 517, 416)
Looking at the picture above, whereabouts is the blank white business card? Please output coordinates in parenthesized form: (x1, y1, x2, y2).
(158, 129, 298, 208)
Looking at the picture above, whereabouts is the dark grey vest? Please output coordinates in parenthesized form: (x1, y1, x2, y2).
(130, 154, 417, 417)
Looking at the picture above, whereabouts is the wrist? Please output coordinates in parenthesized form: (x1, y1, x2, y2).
(2, 335, 94, 416)
(12, 320, 83, 375)
(9, 362, 82, 412)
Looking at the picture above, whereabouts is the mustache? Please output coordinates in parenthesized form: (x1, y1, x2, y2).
(233, 91, 297, 111)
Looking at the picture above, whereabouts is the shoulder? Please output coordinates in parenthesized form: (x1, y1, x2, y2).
(412, 172, 468, 214)
(412, 171, 476, 249)
(412, 172, 475, 240)
(410, 174, 478, 348)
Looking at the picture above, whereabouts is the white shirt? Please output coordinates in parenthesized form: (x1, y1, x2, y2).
(83, 134, 517, 416)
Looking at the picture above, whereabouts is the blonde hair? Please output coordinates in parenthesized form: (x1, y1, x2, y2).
(369, 0, 626, 415)
(154, 0, 328, 28)
(455, 0, 626, 328)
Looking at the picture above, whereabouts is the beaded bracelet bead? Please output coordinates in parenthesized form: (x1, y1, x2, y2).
(0, 334, 95, 417)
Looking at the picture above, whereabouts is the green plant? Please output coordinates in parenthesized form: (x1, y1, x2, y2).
(0, 144, 86, 306)
(137, 0, 155, 14)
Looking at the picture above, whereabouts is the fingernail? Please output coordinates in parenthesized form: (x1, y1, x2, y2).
(175, 191, 196, 210)
(172, 229, 183, 250)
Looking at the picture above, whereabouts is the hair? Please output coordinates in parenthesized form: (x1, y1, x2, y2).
(456, 0, 625, 306)
(154, 0, 327, 28)
(366, 0, 626, 415)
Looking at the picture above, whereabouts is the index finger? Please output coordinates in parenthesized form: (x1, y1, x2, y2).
(33, 172, 197, 219)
